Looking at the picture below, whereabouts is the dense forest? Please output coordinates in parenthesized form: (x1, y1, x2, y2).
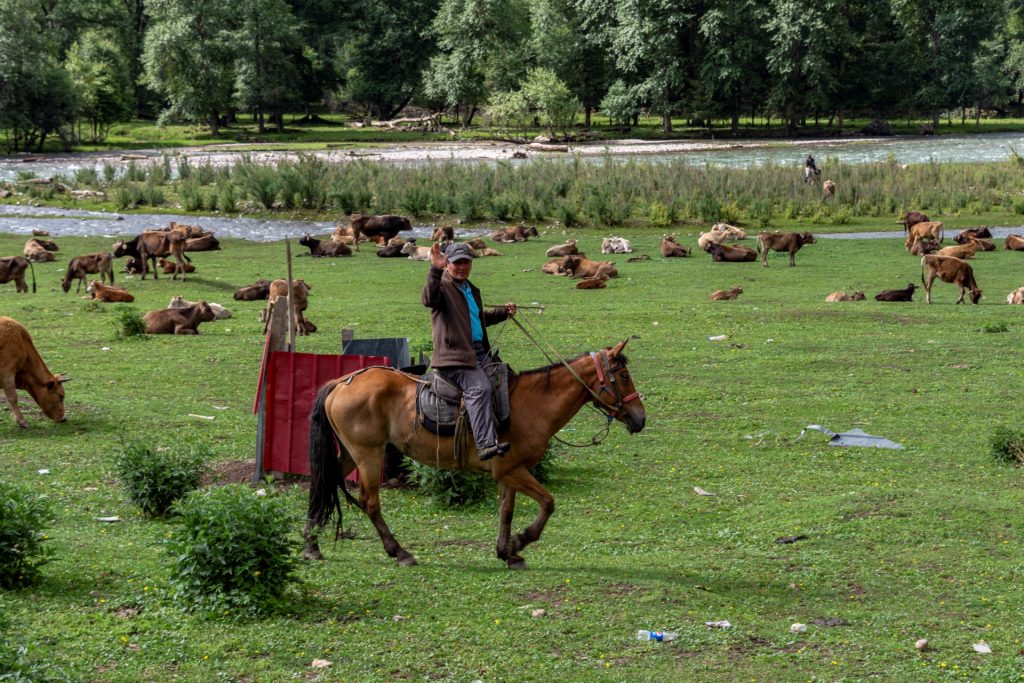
(3, 0, 1024, 151)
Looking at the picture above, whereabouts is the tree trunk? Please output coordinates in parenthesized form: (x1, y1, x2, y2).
(584, 107, 591, 128)
(975, 103, 981, 127)
(661, 110, 672, 133)
(257, 109, 265, 134)
(210, 111, 220, 137)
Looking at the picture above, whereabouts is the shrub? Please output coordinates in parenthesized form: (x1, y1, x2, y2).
(237, 163, 279, 210)
(0, 481, 54, 588)
(408, 462, 492, 507)
(530, 449, 559, 484)
(113, 306, 147, 338)
(648, 202, 671, 227)
(102, 162, 117, 182)
(217, 181, 237, 213)
(167, 484, 299, 615)
(718, 201, 743, 225)
(74, 167, 98, 185)
(982, 321, 1009, 333)
(113, 440, 208, 517)
(179, 179, 203, 211)
(990, 426, 1024, 465)
(694, 193, 722, 223)
(400, 185, 431, 216)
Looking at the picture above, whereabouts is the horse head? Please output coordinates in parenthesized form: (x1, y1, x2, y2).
(591, 338, 646, 434)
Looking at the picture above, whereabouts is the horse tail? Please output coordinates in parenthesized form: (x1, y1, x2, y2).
(27, 259, 36, 293)
(307, 379, 355, 538)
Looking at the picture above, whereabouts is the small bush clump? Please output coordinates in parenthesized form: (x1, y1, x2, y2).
(113, 440, 208, 517)
(113, 306, 147, 338)
(0, 481, 54, 588)
(990, 426, 1024, 465)
(408, 462, 492, 507)
(167, 484, 299, 615)
(981, 321, 1009, 333)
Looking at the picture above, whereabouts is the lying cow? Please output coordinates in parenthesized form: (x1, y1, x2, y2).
(898, 211, 930, 231)
(476, 247, 502, 257)
(710, 223, 746, 240)
(159, 257, 195, 274)
(263, 279, 312, 335)
(601, 237, 633, 254)
(905, 221, 944, 252)
(61, 253, 115, 293)
(1007, 286, 1024, 304)
(401, 241, 432, 260)
(709, 286, 743, 301)
(169, 296, 231, 319)
(909, 235, 940, 256)
(0, 316, 67, 427)
(377, 240, 410, 257)
(166, 222, 207, 238)
(936, 241, 979, 259)
(24, 238, 57, 262)
(954, 227, 993, 244)
(576, 274, 609, 289)
(920, 254, 982, 304)
(491, 225, 539, 243)
(697, 230, 731, 250)
(874, 283, 917, 302)
(558, 255, 617, 279)
(825, 291, 865, 302)
(756, 231, 816, 267)
(541, 259, 566, 275)
(431, 226, 455, 242)
(660, 235, 690, 258)
(464, 238, 487, 251)
(0, 256, 36, 293)
(143, 301, 216, 334)
(1005, 234, 1024, 251)
(705, 242, 757, 263)
(87, 281, 134, 303)
(299, 234, 352, 257)
(349, 214, 413, 251)
(546, 240, 579, 258)
(184, 234, 220, 251)
(822, 180, 836, 198)
(233, 280, 272, 301)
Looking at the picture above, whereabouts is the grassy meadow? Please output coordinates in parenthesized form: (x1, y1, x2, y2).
(1, 226, 1024, 681)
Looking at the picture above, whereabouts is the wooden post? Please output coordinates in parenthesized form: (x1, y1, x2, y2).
(254, 303, 290, 482)
(285, 238, 296, 351)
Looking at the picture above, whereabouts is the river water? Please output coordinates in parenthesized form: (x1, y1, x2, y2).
(2, 132, 1023, 240)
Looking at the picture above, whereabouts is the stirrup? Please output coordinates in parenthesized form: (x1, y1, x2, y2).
(478, 442, 510, 461)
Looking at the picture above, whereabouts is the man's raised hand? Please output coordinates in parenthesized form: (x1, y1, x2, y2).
(430, 242, 447, 269)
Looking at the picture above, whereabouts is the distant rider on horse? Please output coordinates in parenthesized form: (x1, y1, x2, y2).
(804, 155, 820, 183)
(423, 242, 517, 461)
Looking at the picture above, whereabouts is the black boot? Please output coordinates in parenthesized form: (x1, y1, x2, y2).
(478, 442, 511, 461)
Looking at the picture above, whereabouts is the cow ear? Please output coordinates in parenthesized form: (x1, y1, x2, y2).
(56, 374, 70, 384)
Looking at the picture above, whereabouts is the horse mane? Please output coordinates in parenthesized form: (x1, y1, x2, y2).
(515, 350, 629, 392)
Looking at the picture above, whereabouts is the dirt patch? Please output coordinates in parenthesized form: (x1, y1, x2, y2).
(204, 459, 312, 489)
(601, 582, 641, 597)
(520, 584, 569, 606)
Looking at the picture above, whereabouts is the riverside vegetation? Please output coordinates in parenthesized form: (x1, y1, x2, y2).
(1, 228, 1023, 681)
(9, 154, 1024, 232)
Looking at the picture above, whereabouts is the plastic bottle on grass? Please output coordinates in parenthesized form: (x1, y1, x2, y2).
(637, 630, 678, 642)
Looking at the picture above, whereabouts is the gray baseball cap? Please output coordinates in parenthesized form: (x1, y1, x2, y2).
(445, 242, 475, 262)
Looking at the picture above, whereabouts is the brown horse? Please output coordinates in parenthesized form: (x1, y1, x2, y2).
(304, 339, 646, 569)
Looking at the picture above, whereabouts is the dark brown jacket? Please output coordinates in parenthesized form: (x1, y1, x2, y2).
(422, 266, 509, 367)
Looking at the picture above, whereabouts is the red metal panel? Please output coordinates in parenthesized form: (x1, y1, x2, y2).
(263, 352, 389, 476)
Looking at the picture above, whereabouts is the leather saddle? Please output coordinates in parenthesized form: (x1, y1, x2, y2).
(415, 358, 511, 436)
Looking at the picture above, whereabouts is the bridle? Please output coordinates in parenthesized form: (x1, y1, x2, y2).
(587, 350, 641, 420)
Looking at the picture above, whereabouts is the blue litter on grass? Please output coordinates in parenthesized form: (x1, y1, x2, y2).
(799, 425, 903, 449)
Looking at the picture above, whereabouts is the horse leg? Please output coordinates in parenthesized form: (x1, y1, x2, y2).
(355, 455, 417, 566)
(496, 468, 555, 570)
(495, 482, 517, 562)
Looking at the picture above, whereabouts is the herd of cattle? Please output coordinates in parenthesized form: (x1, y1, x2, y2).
(3, 210, 1024, 427)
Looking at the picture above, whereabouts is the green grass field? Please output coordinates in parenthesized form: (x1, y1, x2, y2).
(1, 227, 1023, 681)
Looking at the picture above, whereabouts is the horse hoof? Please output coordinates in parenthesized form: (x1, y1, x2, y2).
(507, 558, 528, 570)
(397, 555, 418, 566)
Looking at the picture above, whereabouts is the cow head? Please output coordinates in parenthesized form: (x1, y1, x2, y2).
(401, 218, 413, 231)
(27, 374, 67, 423)
(196, 301, 216, 323)
(524, 226, 539, 238)
(800, 233, 817, 245)
(112, 240, 128, 258)
(851, 291, 866, 301)
(558, 255, 581, 275)
(969, 288, 983, 304)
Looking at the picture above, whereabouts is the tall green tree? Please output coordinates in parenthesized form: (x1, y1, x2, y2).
(233, 0, 302, 132)
(698, 0, 767, 133)
(65, 29, 133, 141)
(142, 0, 236, 135)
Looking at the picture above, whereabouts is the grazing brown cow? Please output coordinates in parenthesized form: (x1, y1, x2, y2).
(709, 286, 743, 301)
(705, 242, 757, 262)
(898, 211, 930, 231)
(299, 234, 352, 257)
(825, 291, 866, 302)
(61, 253, 114, 293)
(904, 221, 944, 252)
(262, 279, 312, 335)
(24, 238, 56, 262)
(233, 280, 272, 301)
(875, 283, 917, 302)
(184, 234, 220, 251)
(558, 255, 618, 279)
(87, 281, 134, 303)
(920, 255, 982, 304)
(349, 214, 413, 251)
(1006, 286, 1024, 304)
(954, 227, 992, 244)
(490, 225, 539, 243)
(936, 241, 979, 260)
(1005, 234, 1024, 251)
(143, 301, 216, 334)
(576, 274, 609, 289)
(431, 226, 455, 242)
(0, 256, 35, 293)
(822, 180, 836, 198)
(546, 240, 579, 258)
(660, 235, 690, 257)
(756, 231, 816, 267)
(113, 230, 189, 280)
(909, 235, 940, 256)
(159, 257, 196, 274)
(0, 317, 67, 427)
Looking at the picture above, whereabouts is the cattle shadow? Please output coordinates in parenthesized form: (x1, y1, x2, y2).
(158, 275, 238, 293)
